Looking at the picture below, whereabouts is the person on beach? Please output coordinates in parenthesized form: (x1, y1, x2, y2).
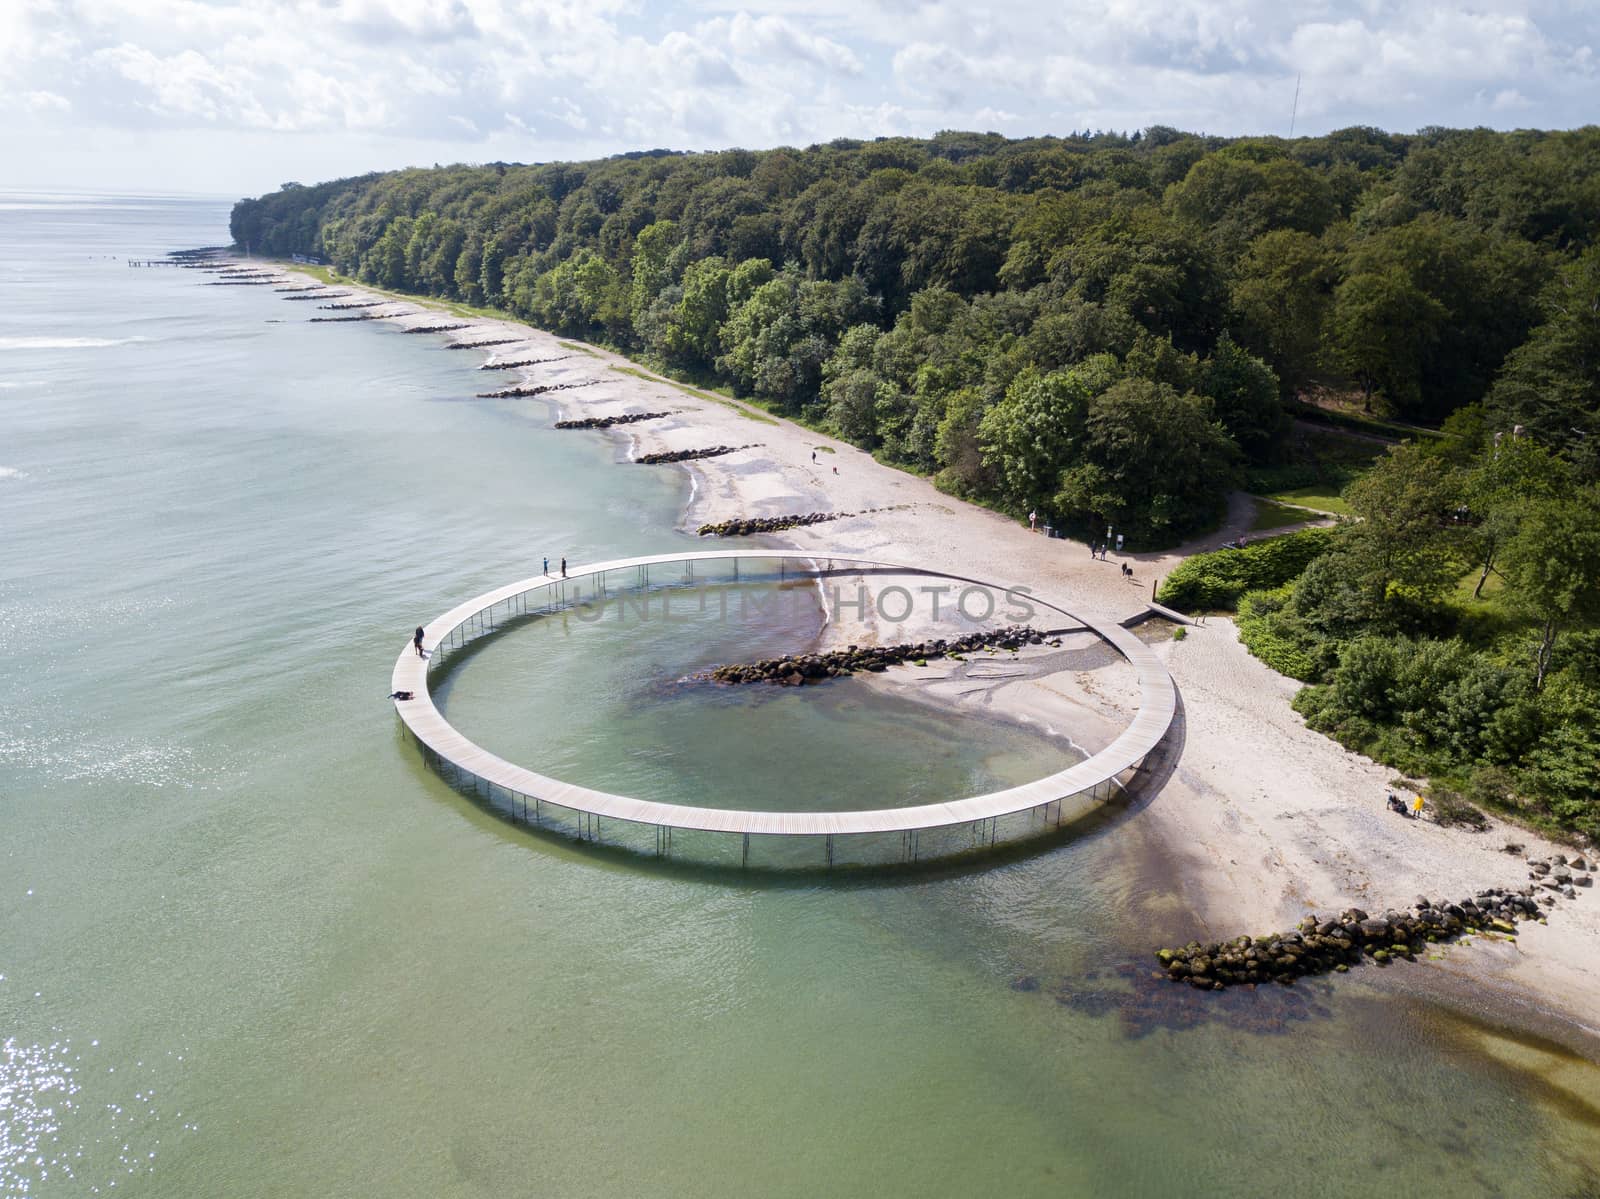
(811, 450, 817, 463)
(832, 466, 838, 475)
(413, 626, 425, 657)
(1029, 509, 1037, 531)
(560, 557, 568, 577)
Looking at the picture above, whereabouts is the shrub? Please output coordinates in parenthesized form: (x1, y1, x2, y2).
(1465, 766, 1517, 812)
(1237, 585, 1320, 680)
(1426, 784, 1489, 830)
(1158, 527, 1335, 612)
(1172, 626, 1187, 641)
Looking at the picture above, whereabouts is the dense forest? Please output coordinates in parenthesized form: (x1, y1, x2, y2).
(232, 125, 1600, 547)
(234, 126, 1600, 836)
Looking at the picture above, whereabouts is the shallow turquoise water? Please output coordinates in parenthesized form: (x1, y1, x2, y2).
(2, 194, 1597, 1197)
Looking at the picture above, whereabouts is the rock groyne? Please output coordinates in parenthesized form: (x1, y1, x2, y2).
(698, 511, 855, 537)
(402, 323, 470, 335)
(635, 444, 757, 465)
(1156, 860, 1591, 991)
(475, 381, 601, 399)
(710, 626, 1047, 685)
(478, 355, 574, 371)
(446, 337, 523, 350)
(554, 411, 674, 430)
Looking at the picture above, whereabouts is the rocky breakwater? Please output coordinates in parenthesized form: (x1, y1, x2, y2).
(1155, 869, 1590, 991)
(479, 355, 574, 371)
(446, 337, 522, 350)
(554, 411, 674, 430)
(309, 313, 381, 323)
(476, 380, 601, 399)
(710, 626, 1048, 685)
(319, 299, 385, 310)
(282, 291, 351, 301)
(636, 444, 758, 465)
(698, 511, 852, 536)
(402, 323, 470, 335)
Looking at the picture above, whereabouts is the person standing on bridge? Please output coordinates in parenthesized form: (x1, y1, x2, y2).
(560, 557, 568, 578)
(413, 626, 425, 657)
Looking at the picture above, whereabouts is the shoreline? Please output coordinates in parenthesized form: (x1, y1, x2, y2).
(260, 259, 1599, 1046)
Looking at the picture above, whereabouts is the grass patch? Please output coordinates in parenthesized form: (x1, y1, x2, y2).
(558, 340, 601, 357)
(1250, 497, 1319, 531)
(1260, 485, 1353, 516)
(815, 444, 836, 454)
(1245, 425, 1377, 510)
(1287, 399, 1447, 442)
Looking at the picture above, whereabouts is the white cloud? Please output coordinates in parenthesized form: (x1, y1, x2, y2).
(0, 1, 1596, 192)
(24, 90, 71, 113)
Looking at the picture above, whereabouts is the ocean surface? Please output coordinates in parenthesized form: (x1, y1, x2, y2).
(2, 192, 1598, 1196)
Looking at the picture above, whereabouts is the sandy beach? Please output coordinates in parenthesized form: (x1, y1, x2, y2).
(269, 264, 1600, 1045)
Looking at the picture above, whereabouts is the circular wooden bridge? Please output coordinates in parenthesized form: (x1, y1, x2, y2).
(391, 551, 1176, 865)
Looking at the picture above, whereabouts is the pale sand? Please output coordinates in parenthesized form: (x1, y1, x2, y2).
(273, 265, 1600, 1037)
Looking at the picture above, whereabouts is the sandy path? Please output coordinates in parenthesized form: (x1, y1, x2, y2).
(271, 266, 1599, 1036)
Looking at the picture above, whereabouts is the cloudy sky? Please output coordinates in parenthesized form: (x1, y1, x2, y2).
(4, 0, 1596, 197)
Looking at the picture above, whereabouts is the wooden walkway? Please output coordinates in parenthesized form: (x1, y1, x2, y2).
(390, 551, 1175, 842)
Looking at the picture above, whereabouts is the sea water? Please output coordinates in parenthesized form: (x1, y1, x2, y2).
(3, 193, 1598, 1197)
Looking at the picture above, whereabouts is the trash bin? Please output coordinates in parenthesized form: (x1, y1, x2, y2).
(1042, 525, 1054, 538)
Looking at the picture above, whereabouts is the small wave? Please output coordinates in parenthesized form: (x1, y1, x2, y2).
(0, 466, 24, 480)
(0, 335, 148, 351)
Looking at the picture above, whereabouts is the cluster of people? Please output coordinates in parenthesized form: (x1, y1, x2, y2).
(1385, 791, 1426, 819)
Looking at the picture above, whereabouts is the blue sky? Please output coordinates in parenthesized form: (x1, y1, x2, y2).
(4, 1, 1597, 196)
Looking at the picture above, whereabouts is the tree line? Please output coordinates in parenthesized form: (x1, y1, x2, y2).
(232, 125, 1600, 545)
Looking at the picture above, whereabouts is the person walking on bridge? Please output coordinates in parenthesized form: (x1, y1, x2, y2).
(413, 626, 425, 657)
